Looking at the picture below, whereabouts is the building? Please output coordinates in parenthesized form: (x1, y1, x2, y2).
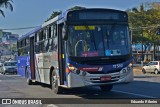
(0, 30, 19, 57)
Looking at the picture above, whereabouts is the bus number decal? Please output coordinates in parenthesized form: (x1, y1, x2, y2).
(113, 64, 123, 69)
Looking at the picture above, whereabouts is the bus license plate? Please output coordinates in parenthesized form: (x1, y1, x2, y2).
(100, 76, 111, 81)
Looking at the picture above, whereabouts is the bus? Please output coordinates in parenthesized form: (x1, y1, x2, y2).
(17, 8, 133, 94)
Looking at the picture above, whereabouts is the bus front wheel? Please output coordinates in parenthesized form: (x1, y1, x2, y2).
(100, 84, 113, 91)
(51, 71, 63, 94)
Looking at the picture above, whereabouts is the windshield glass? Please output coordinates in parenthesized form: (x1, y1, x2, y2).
(67, 25, 130, 57)
(4, 62, 16, 66)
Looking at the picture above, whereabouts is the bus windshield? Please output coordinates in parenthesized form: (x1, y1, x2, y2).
(67, 25, 130, 57)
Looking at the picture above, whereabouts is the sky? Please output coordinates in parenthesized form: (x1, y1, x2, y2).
(0, 0, 159, 36)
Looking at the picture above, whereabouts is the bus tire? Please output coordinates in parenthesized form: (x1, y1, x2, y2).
(100, 84, 113, 91)
(25, 67, 32, 85)
(142, 68, 146, 74)
(51, 71, 62, 94)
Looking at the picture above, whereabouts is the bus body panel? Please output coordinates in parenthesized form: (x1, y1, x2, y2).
(17, 55, 29, 77)
(34, 52, 59, 84)
(67, 69, 133, 88)
(35, 53, 44, 83)
(66, 57, 133, 88)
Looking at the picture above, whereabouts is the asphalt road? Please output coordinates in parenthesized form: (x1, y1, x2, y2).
(0, 73, 160, 107)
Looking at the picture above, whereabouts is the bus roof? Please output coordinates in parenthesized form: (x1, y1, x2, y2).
(18, 26, 41, 41)
(18, 8, 127, 41)
(42, 8, 126, 27)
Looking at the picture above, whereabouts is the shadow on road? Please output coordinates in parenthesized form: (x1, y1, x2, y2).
(2, 74, 160, 99)
(55, 80, 160, 99)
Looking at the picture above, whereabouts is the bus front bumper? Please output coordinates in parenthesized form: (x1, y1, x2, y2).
(67, 68, 133, 88)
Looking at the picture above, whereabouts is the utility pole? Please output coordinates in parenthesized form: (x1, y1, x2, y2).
(141, 30, 144, 66)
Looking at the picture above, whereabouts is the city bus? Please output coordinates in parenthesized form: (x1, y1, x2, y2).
(17, 8, 133, 94)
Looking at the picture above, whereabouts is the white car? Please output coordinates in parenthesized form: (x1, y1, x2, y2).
(1, 61, 17, 74)
(142, 61, 160, 74)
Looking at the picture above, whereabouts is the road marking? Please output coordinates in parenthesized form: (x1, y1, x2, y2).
(47, 104, 59, 107)
(112, 90, 157, 98)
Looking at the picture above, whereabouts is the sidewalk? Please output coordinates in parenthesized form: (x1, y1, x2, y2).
(133, 66, 143, 75)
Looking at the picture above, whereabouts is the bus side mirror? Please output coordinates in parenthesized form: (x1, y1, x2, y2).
(62, 24, 68, 41)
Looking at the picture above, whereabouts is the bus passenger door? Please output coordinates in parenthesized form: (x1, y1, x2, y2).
(58, 24, 66, 85)
(30, 36, 35, 79)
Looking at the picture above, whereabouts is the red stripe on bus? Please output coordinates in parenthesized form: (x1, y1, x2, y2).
(66, 68, 71, 73)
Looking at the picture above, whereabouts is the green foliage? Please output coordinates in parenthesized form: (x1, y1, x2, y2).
(0, 0, 13, 17)
(45, 11, 62, 22)
(11, 44, 17, 52)
(68, 6, 86, 11)
(127, 2, 160, 44)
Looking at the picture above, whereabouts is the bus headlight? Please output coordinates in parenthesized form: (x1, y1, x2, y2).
(127, 66, 131, 71)
(122, 69, 127, 73)
(120, 66, 132, 74)
(68, 63, 75, 71)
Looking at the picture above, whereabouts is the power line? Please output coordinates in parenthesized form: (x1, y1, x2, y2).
(0, 26, 40, 30)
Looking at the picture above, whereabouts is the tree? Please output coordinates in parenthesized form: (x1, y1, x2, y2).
(0, 0, 13, 17)
(45, 11, 62, 22)
(68, 6, 86, 11)
(127, 2, 160, 61)
(128, 2, 160, 42)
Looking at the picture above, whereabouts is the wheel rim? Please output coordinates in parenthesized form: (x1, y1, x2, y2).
(142, 69, 145, 73)
(155, 70, 158, 74)
(52, 74, 57, 89)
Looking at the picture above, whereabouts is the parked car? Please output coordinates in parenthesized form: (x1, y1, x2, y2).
(1, 61, 17, 74)
(142, 61, 160, 74)
(9, 60, 17, 66)
(0, 60, 4, 66)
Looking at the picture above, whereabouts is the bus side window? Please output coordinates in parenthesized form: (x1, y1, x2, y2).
(48, 38, 53, 52)
(39, 42, 41, 53)
(51, 25, 54, 38)
(38, 30, 43, 41)
(53, 25, 57, 37)
(53, 37, 58, 51)
(44, 39, 49, 52)
(35, 43, 39, 53)
(35, 33, 37, 42)
(48, 26, 51, 38)
(37, 32, 40, 42)
(53, 24, 57, 51)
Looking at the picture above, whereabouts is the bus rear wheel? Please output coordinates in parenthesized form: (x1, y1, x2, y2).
(25, 67, 32, 85)
(100, 84, 113, 91)
(51, 71, 63, 94)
